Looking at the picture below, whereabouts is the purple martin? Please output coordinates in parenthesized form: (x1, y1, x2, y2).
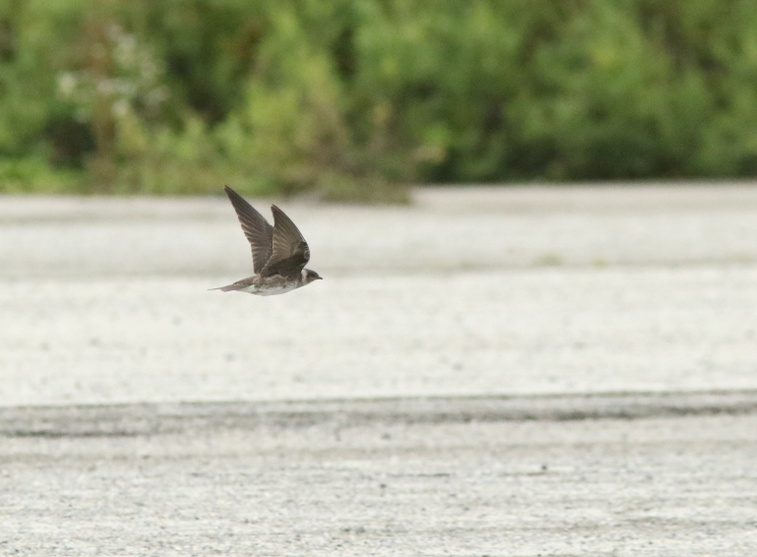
(212, 186, 322, 295)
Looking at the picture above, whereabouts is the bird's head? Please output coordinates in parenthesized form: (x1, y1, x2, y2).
(303, 269, 323, 284)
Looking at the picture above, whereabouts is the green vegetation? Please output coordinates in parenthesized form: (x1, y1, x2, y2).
(1, 0, 757, 199)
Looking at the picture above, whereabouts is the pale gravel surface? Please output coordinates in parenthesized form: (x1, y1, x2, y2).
(3, 183, 757, 280)
(2, 183, 757, 406)
(2, 183, 757, 556)
(2, 414, 756, 556)
(2, 268, 757, 406)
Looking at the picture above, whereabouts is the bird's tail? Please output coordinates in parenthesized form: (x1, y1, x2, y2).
(208, 284, 237, 292)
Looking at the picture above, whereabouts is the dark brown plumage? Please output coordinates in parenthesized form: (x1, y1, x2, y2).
(212, 186, 322, 295)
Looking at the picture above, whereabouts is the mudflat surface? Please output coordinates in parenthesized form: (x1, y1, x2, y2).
(2, 183, 757, 555)
(2, 410, 756, 556)
(2, 183, 757, 406)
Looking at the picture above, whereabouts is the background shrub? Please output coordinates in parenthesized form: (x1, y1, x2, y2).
(1, 0, 757, 199)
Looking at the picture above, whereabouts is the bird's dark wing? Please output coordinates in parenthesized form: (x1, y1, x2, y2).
(260, 204, 310, 277)
(223, 186, 274, 273)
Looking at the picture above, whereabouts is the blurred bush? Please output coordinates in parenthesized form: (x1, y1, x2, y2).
(1, 0, 757, 199)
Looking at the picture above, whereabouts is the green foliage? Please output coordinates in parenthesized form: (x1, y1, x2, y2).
(0, 155, 84, 193)
(1, 0, 757, 198)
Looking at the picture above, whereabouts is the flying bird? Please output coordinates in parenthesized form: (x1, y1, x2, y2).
(212, 186, 322, 295)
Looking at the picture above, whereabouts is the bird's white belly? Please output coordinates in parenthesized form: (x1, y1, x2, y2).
(239, 282, 299, 296)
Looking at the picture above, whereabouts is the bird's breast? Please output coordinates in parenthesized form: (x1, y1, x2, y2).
(239, 276, 301, 296)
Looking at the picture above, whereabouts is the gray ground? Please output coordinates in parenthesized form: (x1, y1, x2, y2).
(1, 183, 757, 555)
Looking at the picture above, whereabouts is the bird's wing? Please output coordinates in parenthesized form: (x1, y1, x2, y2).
(260, 204, 310, 277)
(223, 186, 274, 273)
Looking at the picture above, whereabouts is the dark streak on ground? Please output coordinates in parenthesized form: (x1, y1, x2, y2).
(2, 389, 757, 438)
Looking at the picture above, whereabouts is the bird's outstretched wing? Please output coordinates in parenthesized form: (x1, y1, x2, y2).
(261, 204, 310, 278)
(223, 186, 273, 273)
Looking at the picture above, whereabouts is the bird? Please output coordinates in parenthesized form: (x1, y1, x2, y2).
(211, 185, 322, 295)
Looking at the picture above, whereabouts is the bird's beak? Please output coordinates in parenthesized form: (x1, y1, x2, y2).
(317, 276, 324, 280)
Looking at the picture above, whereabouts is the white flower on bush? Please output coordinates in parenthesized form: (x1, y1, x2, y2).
(57, 25, 168, 120)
